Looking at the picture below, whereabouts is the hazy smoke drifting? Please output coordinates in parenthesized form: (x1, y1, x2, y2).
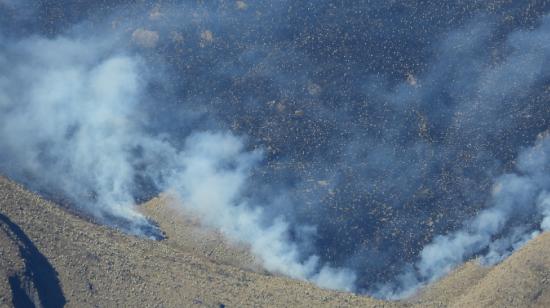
(372, 15, 550, 298)
(0, 31, 356, 290)
(1, 0, 550, 299)
(377, 132, 550, 298)
(165, 132, 356, 290)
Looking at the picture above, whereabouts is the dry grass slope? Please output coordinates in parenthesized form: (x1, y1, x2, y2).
(0, 177, 390, 307)
(1, 175, 550, 307)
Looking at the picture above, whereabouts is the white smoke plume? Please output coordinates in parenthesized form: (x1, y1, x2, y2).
(376, 133, 550, 298)
(0, 32, 356, 291)
(165, 132, 356, 289)
(2, 1, 550, 299)
(0, 36, 150, 232)
(372, 15, 550, 298)
(412, 132, 550, 292)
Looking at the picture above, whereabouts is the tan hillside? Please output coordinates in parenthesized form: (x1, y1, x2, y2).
(1, 174, 550, 307)
(0, 176, 390, 307)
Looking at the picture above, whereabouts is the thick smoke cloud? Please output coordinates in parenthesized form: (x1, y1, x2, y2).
(0, 36, 153, 233)
(1, 0, 550, 299)
(166, 132, 355, 290)
(0, 21, 356, 291)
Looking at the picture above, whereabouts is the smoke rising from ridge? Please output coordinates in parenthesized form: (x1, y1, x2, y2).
(372, 13, 550, 298)
(0, 29, 356, 291)
(1, 0, 550, 298)
(0, 35, 182, 238)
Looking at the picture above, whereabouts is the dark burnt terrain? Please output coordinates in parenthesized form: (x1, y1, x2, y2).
(1, 0, 550, 294)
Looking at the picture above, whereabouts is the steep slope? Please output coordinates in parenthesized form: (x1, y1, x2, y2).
(0, 221, 23, 306)
(412, 231, 550, 307)
(2, 174, 550, 307)
(140, 195, 262, 273)
(0, 212, 65, 308)
(451, 232, 550, 307)
(0, 176, 390, 307)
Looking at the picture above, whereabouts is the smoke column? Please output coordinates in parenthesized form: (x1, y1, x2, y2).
(1, 0, 550, 298)
(0, 28, 356, 291)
